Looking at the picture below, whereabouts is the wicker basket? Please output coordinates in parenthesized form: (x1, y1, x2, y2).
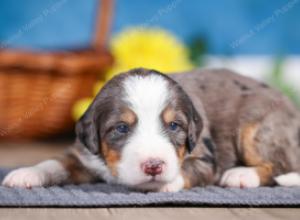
(0, 0, 114, 139)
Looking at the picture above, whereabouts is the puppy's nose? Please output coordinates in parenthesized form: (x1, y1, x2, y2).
(142, 159, 164, 176)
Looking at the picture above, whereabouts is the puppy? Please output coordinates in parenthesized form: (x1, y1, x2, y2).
(3, 68, 300, 192)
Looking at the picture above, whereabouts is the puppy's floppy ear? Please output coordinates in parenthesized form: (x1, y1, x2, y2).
(187, 105, 203, 153)
(75, 73, 122, 154)
(75, 106, 100, 154)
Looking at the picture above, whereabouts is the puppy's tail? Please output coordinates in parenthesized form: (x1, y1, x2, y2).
(274, 172, 300, 187)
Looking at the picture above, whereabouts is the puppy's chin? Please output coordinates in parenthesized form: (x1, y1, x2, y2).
(116, 171, 179, 191)
(119, 175, 171, 191)
(134, 180, 166, 191)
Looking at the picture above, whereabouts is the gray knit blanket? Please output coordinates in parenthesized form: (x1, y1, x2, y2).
(0, 169, 300, 207)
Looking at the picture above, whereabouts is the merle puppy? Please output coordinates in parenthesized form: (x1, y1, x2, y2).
(3, 68, 300, 192)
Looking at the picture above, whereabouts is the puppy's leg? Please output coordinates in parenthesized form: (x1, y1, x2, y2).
(181, 156, 215, 189)
(220, 123, 274, 188)
(274, 172, 300, 186)
(2, 147, 103, 188)
(220, 167, 261, 188)
(221, 119, 300, 188)
(159, 138, 216, 192)
(2, 159, 69, 188)
(159, 174, 185, 192)
(159, 157, 215, 192)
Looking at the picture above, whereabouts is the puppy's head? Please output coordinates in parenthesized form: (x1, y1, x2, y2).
(76, 68, 202, 190)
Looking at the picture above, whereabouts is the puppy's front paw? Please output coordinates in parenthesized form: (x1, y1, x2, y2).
(160, 175, 184, 192)
(220, 167, 260, 188)
(2, 167, 47, 188)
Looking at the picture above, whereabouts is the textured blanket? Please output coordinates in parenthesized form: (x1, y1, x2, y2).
(0, 168, 300, 207)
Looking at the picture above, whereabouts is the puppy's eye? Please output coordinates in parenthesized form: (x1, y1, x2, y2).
(168, 122, 179, 131)
(116, 123, 130, 134)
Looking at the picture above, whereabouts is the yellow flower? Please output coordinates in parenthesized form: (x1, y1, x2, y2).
(72, 27, 193, 121)
(72, 98, 93, 120)
(72, 82, 105, 121)
(106, 27, 193, 80)
(93, 81, 105, 96)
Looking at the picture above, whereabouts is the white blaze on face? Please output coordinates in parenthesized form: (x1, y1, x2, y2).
(117, 74, 180, 188)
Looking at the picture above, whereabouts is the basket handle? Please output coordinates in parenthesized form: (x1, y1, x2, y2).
(92, 0, 114, 50)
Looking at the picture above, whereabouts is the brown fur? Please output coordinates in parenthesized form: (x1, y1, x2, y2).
(239, 123, 274, 185)
(162, 107, 176, 124)
(101, 141, 121, 176)
(182, 172, 192, 189)
(163, 107, 188, 163)
(120, 108, 137, 125)
(58, 149, 95, 184)
(177, 145, 187, 164)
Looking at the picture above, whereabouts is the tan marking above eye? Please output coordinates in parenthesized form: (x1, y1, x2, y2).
(162, 106, 188, 128)
(120, 108, 137, 125)
(162, 107, 176, 124)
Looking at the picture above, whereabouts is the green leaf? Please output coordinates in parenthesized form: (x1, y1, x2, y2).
(268, 57, 300, 107)
(188, 36, 207, 66)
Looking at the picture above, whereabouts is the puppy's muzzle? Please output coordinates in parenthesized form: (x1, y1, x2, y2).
(141, 159, 165, 176)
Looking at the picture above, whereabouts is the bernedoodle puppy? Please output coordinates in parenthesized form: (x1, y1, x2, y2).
(2, 68, 300, 192)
